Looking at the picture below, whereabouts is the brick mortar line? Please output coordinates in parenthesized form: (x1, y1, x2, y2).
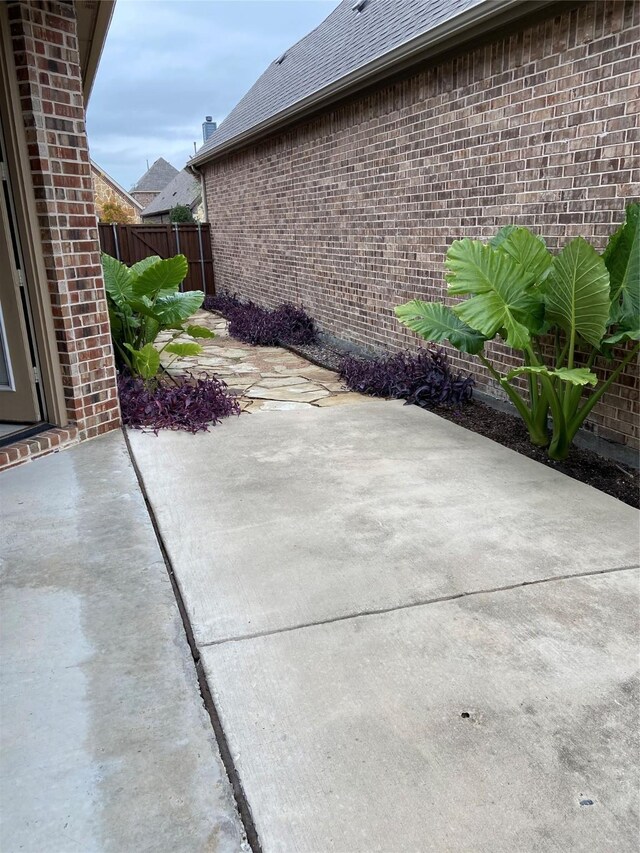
(201, 563, 640, 648)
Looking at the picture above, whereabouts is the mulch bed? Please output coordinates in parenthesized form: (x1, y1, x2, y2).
(286, 341, 639, 509)
(287, 340, 345, 372)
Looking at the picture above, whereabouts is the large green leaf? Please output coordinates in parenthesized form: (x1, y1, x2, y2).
(107, 302, 124, 340)
(123, 343, 160, 380)
(143, 317, 161, 346)
(129, 255, 161, 279)
(185, 324, 216, 339)
(544, 237, 610, 348)
(153, 291, 204, 326)
(489, 225, 517, 249)
(496, 228, 553, 287)
(603, 203, 639, 326)
(102, 254, 133, 306)
(127, 295, 155, 318)
(164, 342, 203, 357)
(395, 301, 486, 354)
(507, 365, 598, 386)
(603, 327, 640, 345)
(445, 240, 543, 349)
(132, 254, 189, 299)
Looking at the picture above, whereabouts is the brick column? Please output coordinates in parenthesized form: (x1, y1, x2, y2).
(8, 0, 120, 439)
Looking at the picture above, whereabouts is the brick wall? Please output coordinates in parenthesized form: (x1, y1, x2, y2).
(92, 165, 141, 223)
(8, 0, 120, 439)
(204, 0, 639, 451)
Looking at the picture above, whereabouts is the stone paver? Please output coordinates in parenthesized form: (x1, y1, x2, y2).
(156, 309, 374, 412)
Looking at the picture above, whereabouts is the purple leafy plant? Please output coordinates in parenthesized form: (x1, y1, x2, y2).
(203, 293, 316, 346)
(118, 372, 240, 433)
(340, 349, 474, 407)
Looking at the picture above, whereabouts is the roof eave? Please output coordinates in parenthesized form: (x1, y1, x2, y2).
(76, 0, 116, 102)
(190, 0, 556, 169)
(141, 196, 201, 219)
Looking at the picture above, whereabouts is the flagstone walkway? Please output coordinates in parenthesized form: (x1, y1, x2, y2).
(156, 309, 377, 412)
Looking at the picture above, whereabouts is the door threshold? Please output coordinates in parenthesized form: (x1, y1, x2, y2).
(0, 421, 53, 448)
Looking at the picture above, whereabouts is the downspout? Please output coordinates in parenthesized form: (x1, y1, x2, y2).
(187, 161, 208, 223)
(188, 161, 212, 295)
(199, 170, 208, 223)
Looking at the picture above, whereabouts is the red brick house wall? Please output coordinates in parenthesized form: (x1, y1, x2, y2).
(203, 0, 639, 451)
(8, 0, 120, 439)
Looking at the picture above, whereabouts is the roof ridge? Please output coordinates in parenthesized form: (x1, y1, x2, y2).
(131, 157, 179, 192)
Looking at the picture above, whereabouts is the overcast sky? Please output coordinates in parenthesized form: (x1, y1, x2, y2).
(86, 0, 337, 191)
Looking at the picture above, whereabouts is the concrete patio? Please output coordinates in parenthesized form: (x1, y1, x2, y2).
(2, 328, 639, 852)
(0, 433, 247, 853)
(128, 401, 640, 852)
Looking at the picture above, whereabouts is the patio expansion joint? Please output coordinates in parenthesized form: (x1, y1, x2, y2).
(200, 562, 640, 649)
(122, 427, 263, 853)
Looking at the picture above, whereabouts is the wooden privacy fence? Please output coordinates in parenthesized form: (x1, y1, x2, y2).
(98, 223, 214, 294)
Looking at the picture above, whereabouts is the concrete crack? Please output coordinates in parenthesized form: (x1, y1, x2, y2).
(201, 563, 640, 648)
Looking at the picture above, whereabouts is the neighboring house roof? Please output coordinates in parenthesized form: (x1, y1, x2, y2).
(131, 158, 179, 193)
(91, 160, 144, 210)
(191, 0, 554, 166)
(140, 169, 201, 218)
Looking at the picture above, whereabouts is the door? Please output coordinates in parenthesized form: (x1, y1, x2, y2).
(0, 125, 40, 424)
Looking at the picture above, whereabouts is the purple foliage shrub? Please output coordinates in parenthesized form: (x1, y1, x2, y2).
(118, 372, 240, 433)
(203, 293, 316, 346)
(340, 349, 474, 407)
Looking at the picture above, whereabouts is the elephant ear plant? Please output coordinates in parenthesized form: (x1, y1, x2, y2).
(396, 204, 639, 460)
(102, 253, 214, 379)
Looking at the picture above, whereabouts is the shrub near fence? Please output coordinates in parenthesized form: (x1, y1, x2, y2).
(98, 223, 214, 294)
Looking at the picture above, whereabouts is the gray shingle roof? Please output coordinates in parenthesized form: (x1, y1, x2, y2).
(141, 169, 201, 217)
(131, 157, 179, 192)
(194, 0, 484, 161)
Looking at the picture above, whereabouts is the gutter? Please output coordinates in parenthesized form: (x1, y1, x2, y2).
(189, 0, 556, 168)
(78, 0, 116, 102)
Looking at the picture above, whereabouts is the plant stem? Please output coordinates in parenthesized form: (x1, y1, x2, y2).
(555, 341, 569, 370)
(479, 353, 546, 443)
(537, 373, 569, 460)
(568, 342, 639, 439)
(524, 344, 550, 445)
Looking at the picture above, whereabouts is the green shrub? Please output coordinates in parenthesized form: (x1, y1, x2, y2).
(169, 204, 195, 223)
(396, 204, 639, 460)
(99, 199, 133, 224)
(102, 253, 214, 379)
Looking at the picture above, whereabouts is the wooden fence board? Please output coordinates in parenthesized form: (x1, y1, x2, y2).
(98, 223, 214, 294)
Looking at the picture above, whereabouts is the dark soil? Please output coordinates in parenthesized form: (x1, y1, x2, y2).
(431, 400, 639, 509)
(286, 341, 639, 509)
(288, 340, 345, 372)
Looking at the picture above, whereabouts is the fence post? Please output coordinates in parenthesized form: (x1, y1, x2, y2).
(173, 224, 183, 292)
(197, 222, 207, 295)
(112, 223, 120, 260)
